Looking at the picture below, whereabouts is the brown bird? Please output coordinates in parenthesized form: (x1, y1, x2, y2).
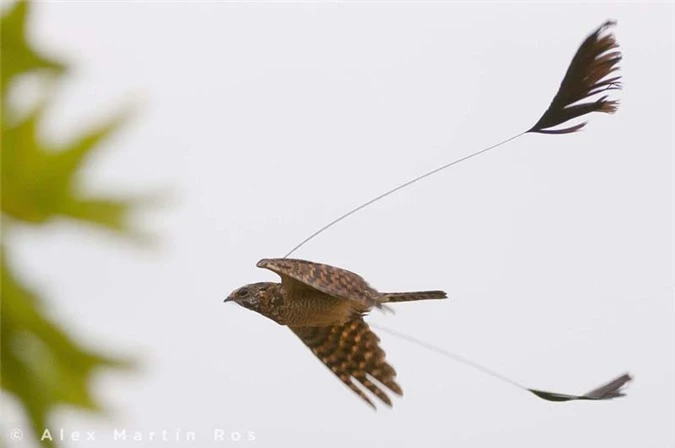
(224, 258, 447, 408)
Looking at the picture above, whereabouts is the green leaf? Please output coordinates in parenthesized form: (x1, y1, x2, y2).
(1, 247, 133, 445)
(1, 2, 154, 446)
(1, 0, 66, 100)
(1, 106, 140, 235)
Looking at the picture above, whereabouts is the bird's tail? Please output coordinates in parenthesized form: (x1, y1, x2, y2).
(382, 290, 447, 303)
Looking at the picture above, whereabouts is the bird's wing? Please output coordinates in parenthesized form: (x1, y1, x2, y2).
(290, 317, 402, 409)
(257, 258, 381, 309)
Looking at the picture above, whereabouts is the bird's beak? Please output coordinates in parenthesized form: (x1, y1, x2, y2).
(223, 296, 235, 303)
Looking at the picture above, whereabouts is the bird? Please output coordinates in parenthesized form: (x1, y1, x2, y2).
(224, 258, 447, 408)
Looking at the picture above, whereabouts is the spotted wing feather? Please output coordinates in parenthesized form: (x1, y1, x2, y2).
(290, 318, 402, 408)
(257, 258, 381, 309)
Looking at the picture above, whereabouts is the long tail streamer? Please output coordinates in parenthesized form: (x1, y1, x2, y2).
(372, 323, 632, 402)
(284, 20, 621, 259)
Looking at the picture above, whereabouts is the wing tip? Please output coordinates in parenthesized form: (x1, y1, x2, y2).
(256, 258, 271, 268)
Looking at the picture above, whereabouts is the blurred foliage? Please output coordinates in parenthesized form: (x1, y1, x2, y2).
(2, 1, 144, 445)
(0, 0, 64, 99)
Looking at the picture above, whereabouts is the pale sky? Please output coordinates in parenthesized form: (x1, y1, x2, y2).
(3, 2, 674, 447)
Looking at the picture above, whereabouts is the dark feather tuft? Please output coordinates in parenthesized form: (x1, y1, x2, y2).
(528, 372, 633, 402)
(529, 20, 622, 134)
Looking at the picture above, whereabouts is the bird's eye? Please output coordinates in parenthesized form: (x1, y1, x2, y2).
(238, 288, 249, 297)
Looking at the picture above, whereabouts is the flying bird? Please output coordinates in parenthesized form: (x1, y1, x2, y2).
(223, 20, 632, 409)
(224, 258, 447, 408)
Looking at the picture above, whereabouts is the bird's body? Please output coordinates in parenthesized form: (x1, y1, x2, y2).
(224, 258, 447, 408)
(242, 281, 362, 327)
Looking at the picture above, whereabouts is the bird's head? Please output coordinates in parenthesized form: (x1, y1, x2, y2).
(223, 282, 277, 314)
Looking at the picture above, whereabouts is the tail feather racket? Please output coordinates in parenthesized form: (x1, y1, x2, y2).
(284, 20, 621, 259)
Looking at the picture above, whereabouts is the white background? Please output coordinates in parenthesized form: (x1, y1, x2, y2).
(3, 2, 674, 447)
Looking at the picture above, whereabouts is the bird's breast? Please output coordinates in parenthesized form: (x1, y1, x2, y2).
(279, 290, 362, 327)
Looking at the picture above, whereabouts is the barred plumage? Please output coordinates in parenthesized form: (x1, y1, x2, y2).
(224, 258, 447, 408)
